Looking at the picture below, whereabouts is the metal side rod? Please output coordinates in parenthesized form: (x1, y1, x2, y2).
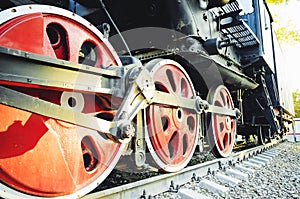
(0, 85, 116, 138)
(0, 68, 239, 143)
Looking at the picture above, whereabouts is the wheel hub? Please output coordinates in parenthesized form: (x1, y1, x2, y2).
(225, 116, 232, 130)
(174, 108, 184, 123)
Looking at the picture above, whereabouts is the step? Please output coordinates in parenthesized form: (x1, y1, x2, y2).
(225, 169, 248, 180)
(179, 188, 212, 199)
(248, 158, 266, 166)
(215, 173, 241, 186)
(198, 179, 229, 197)
(243, 161, 263, 169)
(234, 164, 256, 174)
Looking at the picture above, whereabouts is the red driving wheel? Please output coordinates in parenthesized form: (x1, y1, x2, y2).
(145, 59, 199, 172)
(0, 5, 123, 198)
(206, 85, 236, 158)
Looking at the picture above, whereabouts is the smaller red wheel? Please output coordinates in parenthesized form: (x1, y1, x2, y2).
(206, 85, 236, 158)
(145, 59, 199, 172)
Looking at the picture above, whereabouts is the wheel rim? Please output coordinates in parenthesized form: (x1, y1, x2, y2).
(145, 59, 199, 172)
(207, 85, 236, 158)
(0, 5, 123, 198)
(0, 5, 120, 67)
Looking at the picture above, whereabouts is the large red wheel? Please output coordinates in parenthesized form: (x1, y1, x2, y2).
(0, 5, 123, 198)
(206, 85, 236, 158)
(145, 59, 199, 172)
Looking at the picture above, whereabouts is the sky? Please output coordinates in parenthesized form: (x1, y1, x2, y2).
(268, 1, 300, 92)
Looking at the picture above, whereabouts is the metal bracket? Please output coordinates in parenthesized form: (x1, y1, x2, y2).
(100, 23, 110, 39)
(109, 59, 156, 142)
(134, 111, 147, 168)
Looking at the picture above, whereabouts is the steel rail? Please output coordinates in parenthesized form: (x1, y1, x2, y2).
(83, 140, 279, 199)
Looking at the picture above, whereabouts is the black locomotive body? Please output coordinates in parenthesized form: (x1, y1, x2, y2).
(67, 0, 294, 141)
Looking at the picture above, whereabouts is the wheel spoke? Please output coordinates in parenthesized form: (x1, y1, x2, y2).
(150, 106, 174, 154)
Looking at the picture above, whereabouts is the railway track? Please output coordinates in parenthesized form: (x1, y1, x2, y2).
(83, 139, 280, 199)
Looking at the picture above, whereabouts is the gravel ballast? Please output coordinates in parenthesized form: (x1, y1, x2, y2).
(228, 141, 300, 199)
(156, 141, 300, 199)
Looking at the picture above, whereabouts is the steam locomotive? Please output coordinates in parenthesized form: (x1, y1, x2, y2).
(0, 0, 294, 198)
